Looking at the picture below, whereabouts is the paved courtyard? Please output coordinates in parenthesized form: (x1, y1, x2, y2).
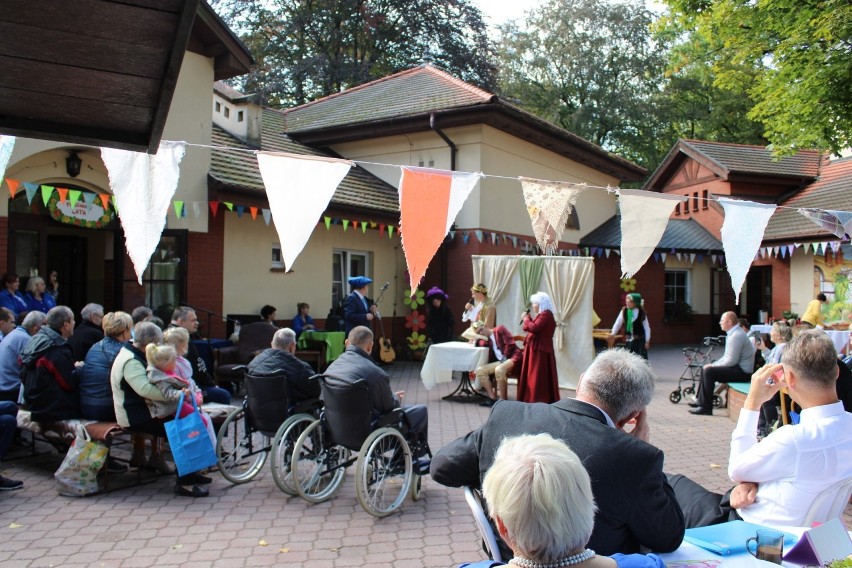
(0, 345, 848, 567)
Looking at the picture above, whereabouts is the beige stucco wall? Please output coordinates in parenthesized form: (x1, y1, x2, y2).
(221, 215, 403, 318)
(2, 51, 213, 234)
(333, 125, 621, 237)
(789, 247, 815, 316)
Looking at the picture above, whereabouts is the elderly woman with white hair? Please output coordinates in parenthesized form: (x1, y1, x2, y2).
(461, 433, 665, 568)
(517, 292, 560, 403)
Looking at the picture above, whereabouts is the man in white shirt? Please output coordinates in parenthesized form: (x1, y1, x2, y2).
(690, 311, 755, 415)
(669, 329, 852, 526)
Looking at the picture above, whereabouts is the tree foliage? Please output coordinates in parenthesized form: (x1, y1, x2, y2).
(659, 0, 852, 155)
(211, 0, 497, 108)
(497, 0, 668, 169)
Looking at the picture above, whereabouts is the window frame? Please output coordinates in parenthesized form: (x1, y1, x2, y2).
(332, 249, 371, 308)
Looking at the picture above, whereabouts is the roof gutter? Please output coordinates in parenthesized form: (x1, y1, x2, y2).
(430, 113, 456, 171)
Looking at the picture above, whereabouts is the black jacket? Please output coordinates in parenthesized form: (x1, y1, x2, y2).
(246, 348, 320, 402)
(430, 397, 685, 555)
(21, 326, 79, 422)
(68, 319, 105, 362)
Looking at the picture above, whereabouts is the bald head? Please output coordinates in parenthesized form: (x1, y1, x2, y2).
(348, 326, 374, 351)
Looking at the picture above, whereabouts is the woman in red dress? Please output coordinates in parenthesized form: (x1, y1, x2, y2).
(517, 291, 561, 403)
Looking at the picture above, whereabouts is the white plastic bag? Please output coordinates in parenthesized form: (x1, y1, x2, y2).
(54, 425, 108, 496)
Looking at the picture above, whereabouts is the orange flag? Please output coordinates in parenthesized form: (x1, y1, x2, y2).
(57, 187, 68, 202)
(398, 167, 481, 293)
(99, 194, 111, 209)
(6, 179, 20, 198)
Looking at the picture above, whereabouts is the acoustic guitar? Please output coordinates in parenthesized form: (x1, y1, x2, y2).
(374, 308, 396, 363)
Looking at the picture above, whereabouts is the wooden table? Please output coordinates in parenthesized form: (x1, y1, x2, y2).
(592, 329, 622, 349)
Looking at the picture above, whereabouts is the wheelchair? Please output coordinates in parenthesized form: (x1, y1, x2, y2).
(290, 375, 431, 517)
(215, 371, 322, 487)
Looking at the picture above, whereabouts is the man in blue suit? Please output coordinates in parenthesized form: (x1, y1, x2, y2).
(343, 276, 376, 335)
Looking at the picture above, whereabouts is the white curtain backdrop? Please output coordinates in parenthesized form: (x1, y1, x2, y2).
(472, 255, 595, 389)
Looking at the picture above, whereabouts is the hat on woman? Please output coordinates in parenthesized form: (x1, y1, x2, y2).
(470, 283, 488, 295)
(628, 293, 642, 305)
(348, 276, 372, 288)
(425, 286, 448, 300)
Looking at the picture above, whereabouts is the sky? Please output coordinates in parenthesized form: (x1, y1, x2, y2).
(471, 0, 667, 29)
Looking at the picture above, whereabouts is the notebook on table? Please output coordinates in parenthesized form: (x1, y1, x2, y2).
(683, 521, 798, 556)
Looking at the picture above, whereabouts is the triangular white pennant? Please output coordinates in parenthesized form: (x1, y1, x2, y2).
(617, 189, 684, 277)
(719, 198, 776, 304)
(192, 202, 201, 219)
(772, 246, 779, 257)
(689, 253, 696, 264)
(676, 252, 682, 262)
(0, 136, 16, 183)
(101, 141, 186, 284)
(262, 208, 272, 226)
(711, 254, 717, 264)
(661, 252, 667, 262)
(257, 152, 352, 270)
(604, 248, 611, 258)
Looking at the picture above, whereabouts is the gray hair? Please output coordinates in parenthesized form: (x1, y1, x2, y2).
(348, 326, 374, 350)
(133, 321, 163, 349)
(577, 349, 655, 423)
(46, 306, 74, 332)
(21, 310, 47, 332)
(272, 328, 297, 349)
(81, 303, 104, 322)
(171, 306, 195, 323)
(131, 306, 153, 324)
(530, 291, 554, 313)
(782, 330, 838, 388)
(483, 434, 596, 562)
(25, 276, 44, 295)
(771, 321, 793, 343)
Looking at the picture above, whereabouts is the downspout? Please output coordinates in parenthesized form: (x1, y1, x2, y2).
(429, 113, 456, 293)
(430, 113, 456, 171)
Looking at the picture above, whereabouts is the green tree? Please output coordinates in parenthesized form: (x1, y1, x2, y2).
(496, 0, 669, 170)
(659, 0, 852, 155)
(211, 0, 497, 108)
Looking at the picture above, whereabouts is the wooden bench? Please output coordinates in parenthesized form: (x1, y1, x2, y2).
(15, 402, 239, 495)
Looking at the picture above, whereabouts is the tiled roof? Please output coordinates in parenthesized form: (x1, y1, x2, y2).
(281, 65, 494, 133)
(763, 156, 852, 242)
(580, 216, 723, 252)
(209, 108, 400, 214)
(682, 140, 823, 179)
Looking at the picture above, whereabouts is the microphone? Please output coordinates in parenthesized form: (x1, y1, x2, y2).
(519, 308, 530, 325)
(381, 282, 389, 291)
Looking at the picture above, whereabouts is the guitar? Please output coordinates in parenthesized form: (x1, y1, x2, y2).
(374, 308, 396, 363)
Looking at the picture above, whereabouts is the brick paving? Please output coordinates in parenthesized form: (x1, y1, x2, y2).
(0, 345, 848, 567)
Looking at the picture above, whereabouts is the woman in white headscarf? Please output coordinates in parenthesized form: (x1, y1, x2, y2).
(517, 291, 560, 404)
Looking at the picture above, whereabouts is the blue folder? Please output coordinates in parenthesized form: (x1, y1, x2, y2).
(683, 520, 798, 556)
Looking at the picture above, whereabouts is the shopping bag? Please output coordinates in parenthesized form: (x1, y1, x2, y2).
(164, 391, 217, 477)
(54, 425, 108, 496)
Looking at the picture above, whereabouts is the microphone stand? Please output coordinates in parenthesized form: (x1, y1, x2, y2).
(180, 303, 242, 341)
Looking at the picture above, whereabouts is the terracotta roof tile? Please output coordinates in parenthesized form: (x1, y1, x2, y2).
(209, 108, 399, 214)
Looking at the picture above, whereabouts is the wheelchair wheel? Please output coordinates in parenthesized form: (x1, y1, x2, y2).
(669, 389, 682, 404)
(270, 413, 315, 495)
(216, 407, 269, 484)
(410, 473, 423, 501)
(355, 427, 412, 517)
(713, 394, 725, 408)
(683, 386, 695, 396)
(292, 420, 348, 503)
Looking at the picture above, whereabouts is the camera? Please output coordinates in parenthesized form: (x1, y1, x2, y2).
(749, 330, 762, 339)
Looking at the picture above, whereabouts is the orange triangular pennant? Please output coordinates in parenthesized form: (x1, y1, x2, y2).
(6, 179, 20, 198)
(57, 187, 68, 202)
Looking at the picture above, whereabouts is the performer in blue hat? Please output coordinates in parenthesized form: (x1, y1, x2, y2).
(343, 276, 376, 335)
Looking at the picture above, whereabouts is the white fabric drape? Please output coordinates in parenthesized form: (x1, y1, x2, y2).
(101, 141, 186, 284)
(0, 136, 15, 183)
(257, 152, 353, 271)
(618, 189, 686, 278)
(471, 256, 520, 306)
(719, 198, 777, 304)
(471, 255, 595, 389)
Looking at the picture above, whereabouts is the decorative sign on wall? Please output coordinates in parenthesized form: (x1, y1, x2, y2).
(48, 194, 112, 229)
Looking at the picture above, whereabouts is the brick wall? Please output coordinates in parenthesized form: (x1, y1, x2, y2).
(187, 213, 226, 338)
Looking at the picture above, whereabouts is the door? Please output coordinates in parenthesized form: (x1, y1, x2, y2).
(47, 235, 88, 316)
(745, 266, 772, 323)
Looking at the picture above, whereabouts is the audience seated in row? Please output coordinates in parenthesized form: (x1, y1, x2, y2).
(0, 311, 46, 404)
(69, 303, 104, 362)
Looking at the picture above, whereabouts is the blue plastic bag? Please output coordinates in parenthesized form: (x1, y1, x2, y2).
(164, 391, 217, 477)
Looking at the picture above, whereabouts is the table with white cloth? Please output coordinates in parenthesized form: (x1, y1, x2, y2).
(420, 342, 489, 403)
(751, 324, 850, 355)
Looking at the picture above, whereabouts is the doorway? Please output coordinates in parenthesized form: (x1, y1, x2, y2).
(745, 266, 772, 323)
(47, 235, 88, 315)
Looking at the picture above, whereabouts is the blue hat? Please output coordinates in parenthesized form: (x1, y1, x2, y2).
(348, 276, 372, 288)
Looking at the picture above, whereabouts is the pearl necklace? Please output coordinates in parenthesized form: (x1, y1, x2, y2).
(509, 549, 596, 568)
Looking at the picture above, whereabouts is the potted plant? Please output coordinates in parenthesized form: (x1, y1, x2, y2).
(664, 300, 694, 324)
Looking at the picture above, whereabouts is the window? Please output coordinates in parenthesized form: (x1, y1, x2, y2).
(692, 192, 699, 212)
(238, 111, 244, 122)
(332, 249, 370, 308)
(664, 269, 692, 322)
(271, 243, 283, 269)
(123, 231, 186, 319)
(675, 203, 681, 216)
(215, 101, 221, 113)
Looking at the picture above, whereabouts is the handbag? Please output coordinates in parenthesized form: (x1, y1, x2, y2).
(54, 425, 109, 496)
(164, 391, 217, 477)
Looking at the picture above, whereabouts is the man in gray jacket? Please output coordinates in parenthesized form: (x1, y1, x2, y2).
(690, 311, 755, 415)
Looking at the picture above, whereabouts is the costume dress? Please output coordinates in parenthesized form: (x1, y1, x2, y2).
(343, 291, 372, 335)
(517, 310, 559, 404)
(426, 302, 454, 344)
(611, 306, 650, 359)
